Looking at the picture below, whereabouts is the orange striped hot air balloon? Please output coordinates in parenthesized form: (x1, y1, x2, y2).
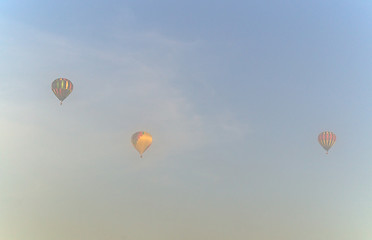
(318, 131, 336, 154)
(131, 131, 152, 158)
(51, 78, 73, 105)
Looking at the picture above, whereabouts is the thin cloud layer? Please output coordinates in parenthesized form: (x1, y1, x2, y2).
(0, 18, 248, 161)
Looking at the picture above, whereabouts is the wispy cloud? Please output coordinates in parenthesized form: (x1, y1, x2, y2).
(1, 17, 249, 162)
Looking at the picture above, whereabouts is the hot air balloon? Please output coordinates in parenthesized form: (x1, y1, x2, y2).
(51, 78, 73, 105)
(131, 131, 152, 158)
(318, 131, 336, 154)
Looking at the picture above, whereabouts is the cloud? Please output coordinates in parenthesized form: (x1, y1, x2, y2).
(0, 16, 250, 166)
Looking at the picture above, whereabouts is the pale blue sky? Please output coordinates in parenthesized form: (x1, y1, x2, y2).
(1, 1, 372, 239)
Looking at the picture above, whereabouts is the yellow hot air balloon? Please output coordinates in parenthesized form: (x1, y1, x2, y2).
(131, 131, 152, 158)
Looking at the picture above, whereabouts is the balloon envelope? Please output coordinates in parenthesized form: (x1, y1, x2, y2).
(318, 131, 336, 153)
(51, 78, 73, 105)
(131, 131, 152, 157)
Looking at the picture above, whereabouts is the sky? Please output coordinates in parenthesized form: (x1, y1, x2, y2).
(1, 0, 372, 239)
